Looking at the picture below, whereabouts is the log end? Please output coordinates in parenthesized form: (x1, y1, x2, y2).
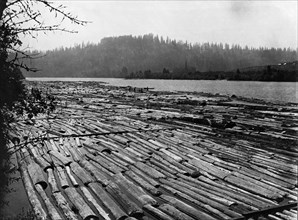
(35, 181, 48, 190)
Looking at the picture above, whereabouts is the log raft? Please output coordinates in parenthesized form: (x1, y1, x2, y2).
(10, 81, 298, 220)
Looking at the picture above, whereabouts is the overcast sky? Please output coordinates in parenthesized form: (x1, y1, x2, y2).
(22, 1, 297, 51)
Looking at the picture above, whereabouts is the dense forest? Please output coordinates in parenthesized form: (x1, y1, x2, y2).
(24, 34, 298, 81)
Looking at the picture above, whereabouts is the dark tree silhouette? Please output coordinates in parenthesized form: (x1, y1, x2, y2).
(0, 0, 87, 214)
(24, 34, 297, 80)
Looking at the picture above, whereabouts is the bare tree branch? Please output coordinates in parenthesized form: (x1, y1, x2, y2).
(1, 0, 89, 72)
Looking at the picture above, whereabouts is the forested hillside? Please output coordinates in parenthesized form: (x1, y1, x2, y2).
(24, 34, 297, 80)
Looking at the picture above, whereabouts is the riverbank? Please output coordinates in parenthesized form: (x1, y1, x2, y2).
(5, 81, 298, 220)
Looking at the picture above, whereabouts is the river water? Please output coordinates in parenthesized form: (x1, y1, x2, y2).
(27, 78, 297, 103)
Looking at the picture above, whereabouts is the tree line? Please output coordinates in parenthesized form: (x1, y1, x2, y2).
(24, 34, 297, 81)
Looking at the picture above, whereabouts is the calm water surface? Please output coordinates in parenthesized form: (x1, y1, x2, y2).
(27, 78, 297, 103)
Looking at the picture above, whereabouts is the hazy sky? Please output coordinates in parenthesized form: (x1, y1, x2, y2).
(22, 1, 297, 51)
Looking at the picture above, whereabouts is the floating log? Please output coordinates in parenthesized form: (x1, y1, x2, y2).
(52, 192, 79, 220)
(158, 203, 196, 220)
(113, 173, 157, 206)
(50, 139, 60, 151)
(65, 165, 79, 187)
(49, 150, 72, 166)
(27, 162, 48, 189)
(64, 187, 99, 220)
(88, 182, 127, 220)
(166, 178, 241, 217)
(125, 170, 161, 196)
(35, 184, 62, 220)
(70, 162, 94, 185)
(160, 195, 216, 220)
(46, 168, 59, 193)
(159, 148, 183, 162)
(106, 182, 143, 217)
(134, 161, 166, 179)
(112, 150, 136, 164)
(79, 160, 110, 186)
(11, 81, 298, 220)
(129, 165, 160, 187)
(56, 166, 69, 189)
(19, 162, 47, 219)
(80, 186, 112, 220)
(224, 174, 282, 200)
(143, 204, 174, 220)
(86, 153, 123, 174)
(67, 146, 81, 162)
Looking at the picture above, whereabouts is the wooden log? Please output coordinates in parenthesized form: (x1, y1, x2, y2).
(79, 160, 110, 186)
(158, 203, 196, 220)
(49, 150, 72, 166)
(231, 171, 287, 197)
(70, 162, 94, 185)
(67, 147, 81, 162)
(106, 152, 129, 168)
(89, 160, 113, 179)
(56, 166, 69, 189)
(65, 165, 79, 187)
(112, 150, 136, 164)
(35, 184, 62, 220)
(127, 139, 153, 155)
(129, 165, 160, 187)
(95, 137, 122, 151)
(198, 175, 277, 207)
(106, 182, 143, 217)
(133, 136, 160, 151)
(86, 153, 123, 174)
(75, 137, 82, 147)
(147, 161, 177, 179)
(148, 139, 167, 149)
(57, 138, 71, 157)
(224, 174, 282, 200)
(64, 187, 99, 220)
(159, 182, 230, 220)
(80, 186, 112, 220)
(176, 174, 258, 210)
(50, 139, 59, 151)
(27, 162, 48, 189)
(151, 153, 189, 175)
(134, 161, 166, 179)
(160, 178, 241, 218)
(52, 192, 79, 220)
(88, 182, 127, 220)
(250, 165, 297, 187)
(168, 177, 237, 207)
(28, 145, 52, 171)
(44, 140, 54, 152)
(125, 217, 139, 220)
(100, 152, 129, 171)
(125, 147, 147, 159)
(159, 148, 183, 162)
(46, 168, 60, 193)
(113, 173, 157, 206)
(160, 195, 216, 220)
(108, 134, 129, 145)
(125, 170, 161, 196)
(83, 141, 108, 153)
(187, 154, 231, 179)
(20, 163, 47, 219)
(143, 205, 174, 220)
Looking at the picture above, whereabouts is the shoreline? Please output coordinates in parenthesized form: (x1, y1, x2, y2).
(4, 81, 298, 219)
